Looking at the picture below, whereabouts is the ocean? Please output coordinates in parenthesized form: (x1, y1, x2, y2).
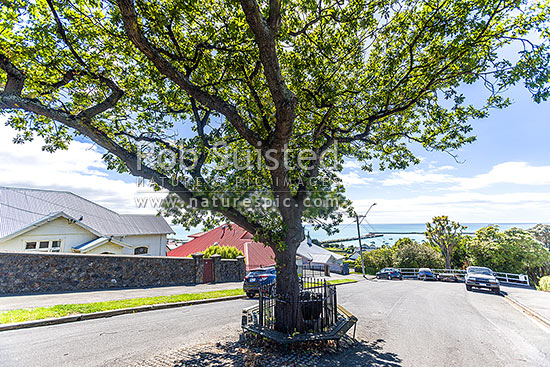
(172, 222, 543, 247)
(305, 222, 542, 248)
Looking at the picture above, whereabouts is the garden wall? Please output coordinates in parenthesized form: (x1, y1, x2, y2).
(0, 251, 245, 295)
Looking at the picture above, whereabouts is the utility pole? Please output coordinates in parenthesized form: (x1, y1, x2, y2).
(356, 214, 366, 278)
(355, 203, 377, 278)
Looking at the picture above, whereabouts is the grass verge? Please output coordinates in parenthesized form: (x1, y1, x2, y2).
(304, 279, 357, 287)
(0, 288, 244, 324)
(326, 279, 357, 285)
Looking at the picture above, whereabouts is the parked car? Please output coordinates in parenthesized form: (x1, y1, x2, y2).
(418, 268, 437, 281)
(243, 267, 276, 298)
(438, 272, 459, 282)
(376, 268, 403, 280)
(465, 266, 500, 294)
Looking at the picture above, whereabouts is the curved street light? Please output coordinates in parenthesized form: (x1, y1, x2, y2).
(356, 203, 377, 278)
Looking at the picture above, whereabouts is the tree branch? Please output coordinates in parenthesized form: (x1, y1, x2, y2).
(238, 0, 296, 148)
(115, 0, 262, 148)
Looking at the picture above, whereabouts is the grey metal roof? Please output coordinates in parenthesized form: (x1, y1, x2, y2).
(0, 187, 173, 238)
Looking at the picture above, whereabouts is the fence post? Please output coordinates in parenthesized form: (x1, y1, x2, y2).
(210, 254, 221, 283)
(236, 255, 246, 280)
(191, 252, 204, 284)
(259, 285, 264, 327)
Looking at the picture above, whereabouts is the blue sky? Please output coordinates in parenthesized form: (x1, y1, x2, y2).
(0, 83, 549, 234)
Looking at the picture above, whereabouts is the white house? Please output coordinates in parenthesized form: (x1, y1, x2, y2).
(297, 237, 347, 274)
(0, 187, 173, 256)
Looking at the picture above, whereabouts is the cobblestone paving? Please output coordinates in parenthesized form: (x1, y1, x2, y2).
(131, 336, 401, 367)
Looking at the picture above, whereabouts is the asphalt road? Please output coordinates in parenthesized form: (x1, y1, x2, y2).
(339, 280, 550, 367)
(0, 280, 548, 367)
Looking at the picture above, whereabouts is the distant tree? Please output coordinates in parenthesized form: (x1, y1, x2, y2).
(451, 237, 470, 270)
(528, 224, 550, 249)
(356, 246, 394, 273)
(203, 245, 244, 259)
(425, 216, 466, 269)
(466, 226, 550, 283)
(392, 238, 444, 269)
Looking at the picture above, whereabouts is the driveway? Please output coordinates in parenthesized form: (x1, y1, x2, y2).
(1, 280, 548, 366)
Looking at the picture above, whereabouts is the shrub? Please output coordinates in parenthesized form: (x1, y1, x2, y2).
(466, 226, 550, 284)
(539, 276, 550, 292)
(354, 246, 393, 273)
(392, 238, 445, 269)
(203, 245, 244, 259)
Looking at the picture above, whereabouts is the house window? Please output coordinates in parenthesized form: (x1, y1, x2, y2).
(25, 240, 62, 252)
(134, 246, 148, 255)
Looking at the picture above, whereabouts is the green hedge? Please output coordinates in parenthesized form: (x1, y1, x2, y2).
(203, 245, 244, 259)
(539, 276, 550, 292)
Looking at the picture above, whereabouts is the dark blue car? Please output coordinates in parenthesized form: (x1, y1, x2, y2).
(376, 268, 403, 280)
(243, 266, 276, 298)
(418, 268, 437, 281)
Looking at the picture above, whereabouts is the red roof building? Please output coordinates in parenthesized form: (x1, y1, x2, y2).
(167, 224, 275, 270)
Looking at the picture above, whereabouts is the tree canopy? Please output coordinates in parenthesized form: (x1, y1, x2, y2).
(2, 0, 550, 331)
(529, 224, 550, 249)
(425, 215, 466, 269)
(466, 226, 550, 283)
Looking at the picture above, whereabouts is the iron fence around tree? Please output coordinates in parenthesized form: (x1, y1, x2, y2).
(300, 263, 325, 278)
(257, 277, 338, 334)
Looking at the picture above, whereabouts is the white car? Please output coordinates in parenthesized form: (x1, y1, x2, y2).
(465, 266, 500, 295)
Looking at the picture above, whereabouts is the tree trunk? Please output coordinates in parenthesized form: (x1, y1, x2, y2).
(445, 249, 451, 270)
(274, 221, 304, 333)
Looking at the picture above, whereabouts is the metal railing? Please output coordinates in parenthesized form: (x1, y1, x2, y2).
(255, 277, 338, 334)
(300, 264, 325, 278)
(397, 268, 530, 287)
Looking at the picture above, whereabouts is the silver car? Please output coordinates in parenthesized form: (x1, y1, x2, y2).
(465, 266, 500, 295)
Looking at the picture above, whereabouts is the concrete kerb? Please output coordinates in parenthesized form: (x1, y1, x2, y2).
(0, 294, 246, 332)
(503, 293, 550, 329)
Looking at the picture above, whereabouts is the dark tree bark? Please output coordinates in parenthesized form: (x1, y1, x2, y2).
(273, 210, 305, 332)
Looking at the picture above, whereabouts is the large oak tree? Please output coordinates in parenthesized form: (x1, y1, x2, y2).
(1, 0, 549, 332)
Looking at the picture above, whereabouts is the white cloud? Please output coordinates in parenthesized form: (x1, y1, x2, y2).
(381, 162, 550, 189)
(457, 162, 550, 190)
(434, 165, 455, 171)
(338, 171, 372, 186)
(342, 160, 362, 169)
(0, 123, 157, 214)
(382, 170, 456, 186)
(352, 192, 550, 224)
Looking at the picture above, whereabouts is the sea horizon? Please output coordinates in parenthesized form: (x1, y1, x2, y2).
(304, 222, 547, 248)
(172, 221, 548, 247)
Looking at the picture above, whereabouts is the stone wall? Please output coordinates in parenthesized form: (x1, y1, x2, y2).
(0, 251, 244, 295)
(212, 255, 246, 283)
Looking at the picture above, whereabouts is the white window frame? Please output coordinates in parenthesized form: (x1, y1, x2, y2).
(134, 246, 149, 255)
(25, 240, 62, 252)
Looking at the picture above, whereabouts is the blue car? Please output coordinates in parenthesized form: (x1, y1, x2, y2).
(243, 266, 276, 298)
(418, 268, 437, 281)
(376, 268, 403, 280)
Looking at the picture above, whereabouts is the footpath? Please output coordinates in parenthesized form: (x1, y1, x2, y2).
(501, 285, 550, 327)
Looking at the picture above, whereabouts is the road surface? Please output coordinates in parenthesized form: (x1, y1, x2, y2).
(0, 280, 548, 366)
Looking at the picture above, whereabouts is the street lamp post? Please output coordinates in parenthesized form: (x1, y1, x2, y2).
(356, 203, 377, 278)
